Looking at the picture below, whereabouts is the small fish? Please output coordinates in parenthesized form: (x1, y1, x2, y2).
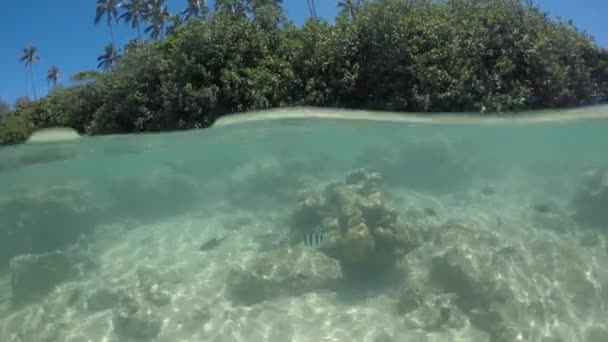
(304, 226, 327, 248)
(423, 207, 437, 216)
(199, 236, 226, 251)
(532, 203, 553, 214)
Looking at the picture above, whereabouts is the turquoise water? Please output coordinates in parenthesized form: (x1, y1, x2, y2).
(0, 107, 608, 341)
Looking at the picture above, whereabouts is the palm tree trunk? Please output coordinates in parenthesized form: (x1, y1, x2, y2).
(109, 22, 117, 48)
(310, 0, 317, 17)
(306, 0, 313, 18)
(137, 23, 142, 40)
(29, 64, 37, 100)
(24, 74, 29, 98)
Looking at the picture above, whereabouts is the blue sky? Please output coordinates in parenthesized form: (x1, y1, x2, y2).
(1, 0, 607, 105)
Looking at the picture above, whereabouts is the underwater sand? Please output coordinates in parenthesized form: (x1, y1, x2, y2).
(1, 178, 607, 341)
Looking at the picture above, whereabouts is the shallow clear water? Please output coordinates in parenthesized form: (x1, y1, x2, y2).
(1, 107, 608, 342)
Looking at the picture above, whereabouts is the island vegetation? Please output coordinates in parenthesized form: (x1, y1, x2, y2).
(1, 0, 607, 145)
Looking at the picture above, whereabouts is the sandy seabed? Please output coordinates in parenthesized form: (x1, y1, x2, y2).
(1, 170, 608, 342)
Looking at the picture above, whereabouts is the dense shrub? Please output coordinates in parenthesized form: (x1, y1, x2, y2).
(2, 0, 606, 145)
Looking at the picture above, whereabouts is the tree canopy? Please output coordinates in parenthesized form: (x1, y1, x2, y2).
(2, 0, 607, 145)
(0, 100, 10, 119)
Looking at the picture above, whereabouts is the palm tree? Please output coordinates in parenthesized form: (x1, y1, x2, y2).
(249, 0, 282, 7)
(249, 0, 283, 11)
(306, 0, 317, 18)
(145, 0, 170, 40)
(248, 0, 284, 30)
(120, 0, 147, 39)
(97, 44, 119, 71)
(338, 0, 364, 20)
(46, 66, 61, 90)
(214, 0, 249, 17)
(20, 46, 40, 100)
(182, 0, 207, 21)
(95, 0, 121, 47)
(166, 13, 184, 36)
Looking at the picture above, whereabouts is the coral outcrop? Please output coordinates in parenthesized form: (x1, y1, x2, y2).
(290, 168, 413, 277)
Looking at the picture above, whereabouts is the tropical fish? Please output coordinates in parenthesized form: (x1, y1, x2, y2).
(304, 226, 327, 248)
(199, 236, 226, 251)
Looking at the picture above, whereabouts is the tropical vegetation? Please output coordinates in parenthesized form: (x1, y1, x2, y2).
(19, 46, 40, 100)
(1, 0, 607, 145)
(46, 66, 62, 90)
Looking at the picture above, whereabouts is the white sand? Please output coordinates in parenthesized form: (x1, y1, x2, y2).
(0, 172, 607, 342)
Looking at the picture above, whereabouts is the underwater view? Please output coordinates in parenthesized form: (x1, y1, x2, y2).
(0, 107, 607, 342)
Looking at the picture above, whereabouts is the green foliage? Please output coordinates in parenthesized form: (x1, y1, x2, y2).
(145, 0, 171, 40)
(14, 97, 32, 107)
(348, 0, 606, 111)
(97, 43, 120, 71)
(70, 70, 103, 84)
(214, 0, 249, 18)
(20, 46, 40, 100)
(0, 100, 10, 118)
(95, 0, 121, 46)
(120, 0, 148, 38)
(0, 113, 33, 145)
(3, 0, 607, 146)
(46, 66, 62, 89)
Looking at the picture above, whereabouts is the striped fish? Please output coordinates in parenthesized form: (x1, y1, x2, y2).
(304, 226, 327, 248)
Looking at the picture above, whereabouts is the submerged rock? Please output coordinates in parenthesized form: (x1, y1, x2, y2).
(396, 216, 535, 340)
(86, 288, 122, 312)
(112, 299, 163, 341)
(9, 250, 76, 304)
(430, 247, 492, 312)
(398, 286, 466, 332)
(396, 283, 424, 315)
(468, 308, 512, 341)
(226, 246, 342, 306)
